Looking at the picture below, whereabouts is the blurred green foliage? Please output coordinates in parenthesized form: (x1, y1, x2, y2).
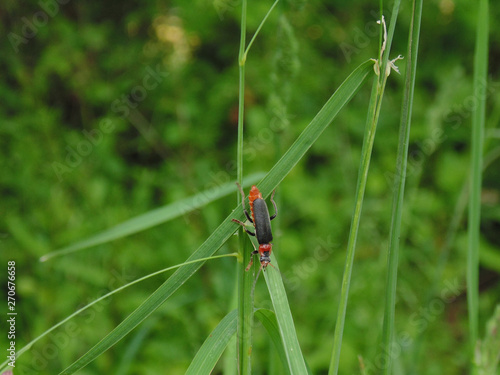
(1, 0, 500, 374)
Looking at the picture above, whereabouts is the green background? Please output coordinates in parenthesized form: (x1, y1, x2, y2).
(1, 0, 500, 374)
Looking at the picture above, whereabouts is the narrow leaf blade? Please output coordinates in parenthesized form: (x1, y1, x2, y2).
(264, 256, 311, 375)
(42, 173, 264, 261)
(254, 308, 291, 375)
(186, 309, 238, 375)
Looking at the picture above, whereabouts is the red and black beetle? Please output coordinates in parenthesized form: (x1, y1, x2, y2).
(232, 183, 277, 271)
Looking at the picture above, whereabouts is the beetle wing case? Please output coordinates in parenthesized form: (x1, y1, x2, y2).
(253, 198, 273, 244)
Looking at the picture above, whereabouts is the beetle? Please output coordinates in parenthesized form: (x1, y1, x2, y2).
(232, 183, 277, 271)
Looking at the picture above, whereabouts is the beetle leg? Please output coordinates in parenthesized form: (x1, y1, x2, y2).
(269, 189, 278, 220)
(245, 250, 259, 271)
(232, 219, 256, 236)
(236, 182, 253, 223)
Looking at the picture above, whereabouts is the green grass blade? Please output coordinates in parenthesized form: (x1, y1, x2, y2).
(0, 254, 237, 372)
(264, 255, 310, 374)
(57, 60, 372, 374)
(468, 0, 489, 362)
(254, 308, 291, 375)
(237, 237, 255, 374)
(410, 146, 500, 371)
(236, 0, 254, 373)
(328, 68, 379, 375)
(58, 216, 242, 374)
(41, 173, 263, 262)
(244, 0, 280, 58)
(114, 317, 157, 375)
(381, 1, 422, 374)
(329, 7, 400, 374)
(186, 309, 238, 375)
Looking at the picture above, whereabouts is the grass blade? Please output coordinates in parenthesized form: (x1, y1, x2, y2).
(186, 309, 238, 375)
(468, 0, 489, 362)
(41, 173, 264, 261)
(58, 216, 240, 374)
(0, 254, 237, 372)
(381, 0, 422, 373)
(57, 60, 372, 374)
(254, 308, 291, 375)
(114, 317, 157, 375)
(264, 255, 310, 374)
(243, 0, 280, 58)
(237, 237, 255, 374)
(329, 6, 401, 374)
(236, 0, 254, 372)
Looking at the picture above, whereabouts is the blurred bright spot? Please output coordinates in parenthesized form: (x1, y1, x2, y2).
(439, 0, 455, 16)
(153, 14, 191, 68)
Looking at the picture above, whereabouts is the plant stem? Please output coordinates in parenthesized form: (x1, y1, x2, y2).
(381, 0, 422, 373)
(468, 0, 488, 366)
(236, 1, 282, 372)
(329, 3, 401, 374)
(236, 1, 255, 374)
